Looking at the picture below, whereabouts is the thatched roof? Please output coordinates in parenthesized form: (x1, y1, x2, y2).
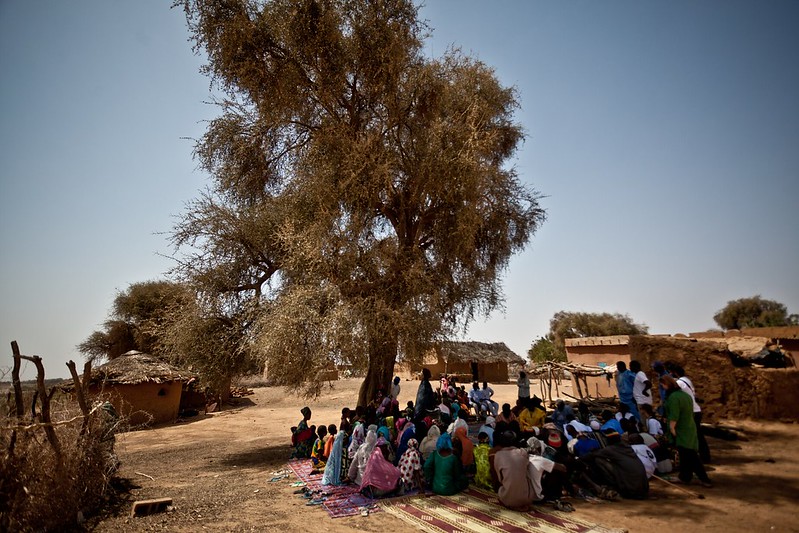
(436, 341, 524, 364)
(62, 351, 196, 389)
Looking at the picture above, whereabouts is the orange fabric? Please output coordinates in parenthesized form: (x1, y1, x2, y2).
(454, 427, 474, 466)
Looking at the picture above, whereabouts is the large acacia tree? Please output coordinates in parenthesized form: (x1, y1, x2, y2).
(174, 0, 545, 404)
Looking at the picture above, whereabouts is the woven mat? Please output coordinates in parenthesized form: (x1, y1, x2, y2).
(287, 459, 378, 518)
(380, 486, 626, 533)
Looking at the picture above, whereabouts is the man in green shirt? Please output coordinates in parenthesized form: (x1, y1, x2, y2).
(663, 375, 712, 487)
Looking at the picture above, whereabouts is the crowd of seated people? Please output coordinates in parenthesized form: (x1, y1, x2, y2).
(289, 363, 711, 510)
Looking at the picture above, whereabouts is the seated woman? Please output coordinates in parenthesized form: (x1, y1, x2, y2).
(348, 429, 377, 486)
(376, 425, 395, 463)
(394, 419, 416, 466)
(473, 431, 493, 490)
(290, 406, 315, 459)
(423, 433, 468, 496)
(322, 428, 347, 486)
(419, 424, 441, 461)
(452, 425, 475, 474)
(398, 438, 424, 492)
(360, 438, 401, 498)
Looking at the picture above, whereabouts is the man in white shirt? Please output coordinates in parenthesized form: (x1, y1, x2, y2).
(630, 360, 652, 418)
(671, 364, 710, 463)
(481, 381, 499, 416)
(469, 382, 487, 417)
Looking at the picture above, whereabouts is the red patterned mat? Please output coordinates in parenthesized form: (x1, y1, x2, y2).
(286, 459, 378, 518)
(380, 486, 626, 533)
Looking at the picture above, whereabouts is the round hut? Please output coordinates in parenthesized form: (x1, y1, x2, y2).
(76, 351, 196, 426)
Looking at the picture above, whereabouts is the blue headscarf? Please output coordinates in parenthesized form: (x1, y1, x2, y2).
(377, 425, 391, 442)
(394, 422, 416, 466)
(436, 432, 453, 451)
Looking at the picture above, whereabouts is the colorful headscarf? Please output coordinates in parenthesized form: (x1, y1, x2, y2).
(361, 447, 401, 492)
(397, 438, 421, 487)
(454, 426, 474, 466)
(348, 424, 365, 458)
(436, 432, 453, 451)
(377, 425, 391, 442)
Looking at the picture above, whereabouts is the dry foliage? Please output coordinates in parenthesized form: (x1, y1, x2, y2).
(1, 386, 123, 531)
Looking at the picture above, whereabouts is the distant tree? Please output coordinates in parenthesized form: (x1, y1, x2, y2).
(527, 335, 562, 363)
(77, 320, 136, 362)
(174, 0, 546, 403)
(713, 295, 792, 330)
(547, 311, 648, 360)
(78, 280, 192, 362)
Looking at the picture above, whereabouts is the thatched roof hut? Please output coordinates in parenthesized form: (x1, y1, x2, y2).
(63, 351, 196, 427)
(88, 350, 196, 386)
(419, 341, 524, 383)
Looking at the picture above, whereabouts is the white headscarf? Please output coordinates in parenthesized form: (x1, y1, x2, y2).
(526, 436, 546, 456)
(348, 424, 365, 459)
(419, 425, 441, 460)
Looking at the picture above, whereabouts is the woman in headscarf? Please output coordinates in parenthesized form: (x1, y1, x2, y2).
(423, 433, 468, 496)
(290, 406, 315, 459)
(376, 425, 395, 463)
(394, 420, 415, 466)
(360, 440, 401, 498)
(348, 429, 377, 486)
(322, 428, 347, 485)
(398, 438, 423, 491)
(348, 424, 365, 459)
(453, 425, 475, 472)
(419, 424, 441, 461)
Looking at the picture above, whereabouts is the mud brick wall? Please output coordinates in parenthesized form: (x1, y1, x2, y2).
(628, 335, 799, 423)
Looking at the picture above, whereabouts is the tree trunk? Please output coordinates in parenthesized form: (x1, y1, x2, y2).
(357, 325, 398, 407)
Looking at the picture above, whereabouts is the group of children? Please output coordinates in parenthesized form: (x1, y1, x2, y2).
(289, 367, 711, 512)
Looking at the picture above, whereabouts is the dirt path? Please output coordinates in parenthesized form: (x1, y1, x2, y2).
(90, 379, 799, 532)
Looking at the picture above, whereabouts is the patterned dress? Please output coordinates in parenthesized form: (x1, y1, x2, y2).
(398, 438, 422, 490)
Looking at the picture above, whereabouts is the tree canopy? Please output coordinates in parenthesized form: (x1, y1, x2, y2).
(713, 295, 796, 330)
(531, 311, 648, 361)
(173, 0, 545, 403)
(78, 280, 191, 361)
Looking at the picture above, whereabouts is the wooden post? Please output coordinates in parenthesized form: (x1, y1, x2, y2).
(10, 341, 24, 417)
(67, 360, 91, 435)
(21, 354, 61, 462)
(573, 372, 584, 399)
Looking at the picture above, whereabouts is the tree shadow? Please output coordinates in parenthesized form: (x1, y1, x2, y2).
(216, 443, 291, 470)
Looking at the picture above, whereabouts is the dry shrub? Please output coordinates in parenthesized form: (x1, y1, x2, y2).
(0, 391, 124, 532)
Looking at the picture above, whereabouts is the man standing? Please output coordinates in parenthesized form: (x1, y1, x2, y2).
(671, 364, 711, 463)
(630, 360, 652, 418)
(415, 368, 436, 419)
(517, 371, 531, 400)
(615, 361, 639, 420)
(662, 375, 712, 487)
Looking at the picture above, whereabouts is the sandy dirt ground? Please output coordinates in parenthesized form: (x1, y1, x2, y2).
(89, 378, 799, 533)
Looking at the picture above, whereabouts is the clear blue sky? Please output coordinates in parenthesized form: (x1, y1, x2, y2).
(2, 1, 797, 380)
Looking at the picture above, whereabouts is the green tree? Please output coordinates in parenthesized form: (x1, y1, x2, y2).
(527, 335, 561, 363)
(546, 311, 648, 360)
(78, 280, 192, 361)
(713, 295, 792, 330)
(174, 0, 545, 403)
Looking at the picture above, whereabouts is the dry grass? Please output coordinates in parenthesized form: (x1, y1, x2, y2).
(0, 391, 123, 532)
